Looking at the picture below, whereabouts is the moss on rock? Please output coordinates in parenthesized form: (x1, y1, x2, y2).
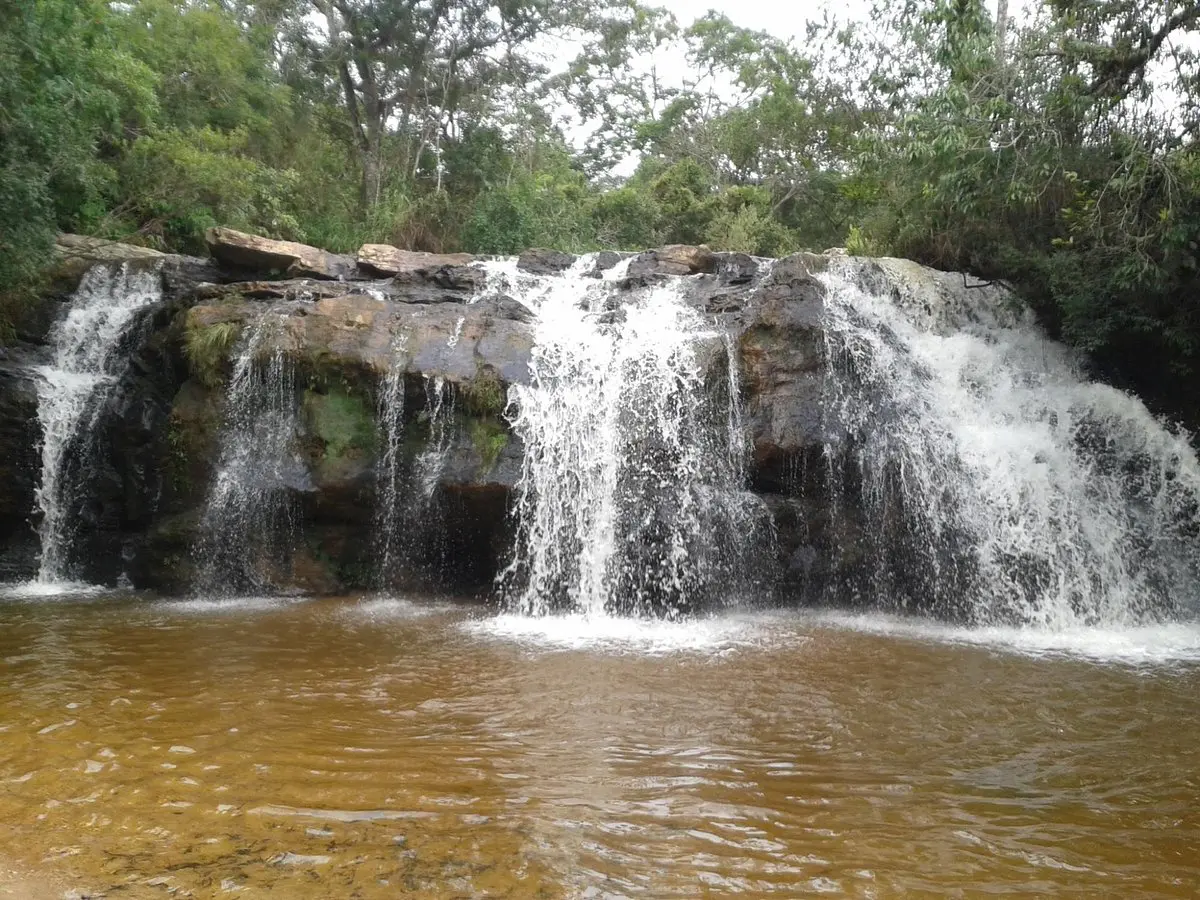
(303, 387, 376, 463)
(462, 364, 507, 417)
(184, 320, 242, 388)
(470, 418, 509, 473)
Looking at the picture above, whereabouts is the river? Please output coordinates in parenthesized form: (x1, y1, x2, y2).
(1, 590, 1197, 898)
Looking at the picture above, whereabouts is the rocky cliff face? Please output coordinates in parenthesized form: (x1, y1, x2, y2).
(0, 229, 1008, 601)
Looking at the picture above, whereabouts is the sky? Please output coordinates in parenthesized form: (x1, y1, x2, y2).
(656, 0, 864, 38)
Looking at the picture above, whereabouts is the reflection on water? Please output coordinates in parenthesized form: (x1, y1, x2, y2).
(1, 591, 1199, 898)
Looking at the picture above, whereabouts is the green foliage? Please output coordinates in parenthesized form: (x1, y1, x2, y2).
(122, 127, 303, 252)
(462, 367, 508, 418)
(7, 0, 1200, 424)
(0, 0, 156, 286)
(184, 321, 242, 387)
(591, 187, 661, 249)
(469, 419, 510, 473)
(461, 148, 597, 254)
(846, 0, 1200, 421)
(304, 389, 376, 461)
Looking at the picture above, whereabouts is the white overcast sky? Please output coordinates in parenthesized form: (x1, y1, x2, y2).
(656, 0, 864, 38)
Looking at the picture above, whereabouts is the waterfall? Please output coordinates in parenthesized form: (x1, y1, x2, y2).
(414, 375, 454, 501)
(495, 258, 770, 618)
(374, 343, 458, 588)
(820, 262, 1200, 627)
(193, 313, 304, 596)
(374, 334, 408, 588)
(33, 263, 162, 584)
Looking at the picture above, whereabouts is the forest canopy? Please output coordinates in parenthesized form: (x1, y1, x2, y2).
(3, 0, 1200, 419)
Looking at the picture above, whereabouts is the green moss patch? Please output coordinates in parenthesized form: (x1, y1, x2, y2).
(303, 387, 376, 462)
(470, 418, 509, 473)
(462, 365, 507, 417)
(184, 320, 242, 387)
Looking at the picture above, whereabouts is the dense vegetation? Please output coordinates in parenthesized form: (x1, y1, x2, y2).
(3, 0, 1200, 420)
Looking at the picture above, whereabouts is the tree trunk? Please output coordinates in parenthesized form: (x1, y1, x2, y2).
(360, 121, 386, 212)
(995, 0, 1009, 69)
(361, 149, 382, 212)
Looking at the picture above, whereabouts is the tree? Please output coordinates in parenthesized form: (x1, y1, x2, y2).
(288, 0, 560, 210)
(0, 0, 156, 289)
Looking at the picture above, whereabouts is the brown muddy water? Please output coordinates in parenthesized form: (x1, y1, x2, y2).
(0, 590, 1198, 898)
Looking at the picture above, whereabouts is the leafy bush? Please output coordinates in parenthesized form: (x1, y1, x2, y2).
(121, 127, 303, 253)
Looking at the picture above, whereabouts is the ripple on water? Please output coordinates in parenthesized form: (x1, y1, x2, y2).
(155, 595, 308, 614)
(338, 596, 452, 621)
(2, 597, 1199, 897)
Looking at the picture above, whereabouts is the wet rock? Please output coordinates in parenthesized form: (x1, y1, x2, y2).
(585, 250, 628, 278)
(517, 248, 576, 275)
(0, 229, 1023, 603)
(483, 294, 535, 323)
(189, 279, 358, 303)
(627, 244, 717, 279)
(713, 252, 758, 284)
(206, 227, 356, 280)
(54, 232, 165, 276)
(737, 271, 827, 479)
(356, 244, 474, 277)
(0, 347, 43, 568)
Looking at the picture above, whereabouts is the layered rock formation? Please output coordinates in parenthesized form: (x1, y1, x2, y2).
(0, 228, 1006, 600)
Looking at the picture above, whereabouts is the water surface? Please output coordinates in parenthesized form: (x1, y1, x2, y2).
(1, 591, 1198, 897)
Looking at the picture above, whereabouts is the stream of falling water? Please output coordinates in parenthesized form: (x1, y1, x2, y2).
(374, 334, 407, 588)
(193, 313, 304, 596)
(819, 261, 1200, 627)
(32, 263, 162, 585)
(413, 375, 454, 502)
(492, 257, 771, 618)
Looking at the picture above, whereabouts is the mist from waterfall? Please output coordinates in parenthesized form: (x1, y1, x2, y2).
(819, 261, 1200, 627)
(193, 313, 303, 596)
(33, 263, 162, 584)
(492, 257, 772, 618)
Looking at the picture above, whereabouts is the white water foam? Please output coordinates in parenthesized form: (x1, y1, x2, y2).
(0, 580, 110, 601)
(158, 595, 306, 614)
(466, 606, 1200, 664)
(464, 611, 777, 654)
(413, 375, 454, 500)
(487, 255, 769, 618)
(821, 261, 1200, 628)
(341, 596, 453, 621)
(805, 610, 1200, 666)
(375, 333, 409, 586)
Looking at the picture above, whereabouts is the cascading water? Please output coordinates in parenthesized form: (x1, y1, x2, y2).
(373, 361, 457, 589)
(374, 334, 408, 588)
(193, 313, 304, 596)
(819, 261, 1200, 627)
(414, 375, 454, 501)
(33, 263, 163, 584)
(493, 257, 771, 619)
